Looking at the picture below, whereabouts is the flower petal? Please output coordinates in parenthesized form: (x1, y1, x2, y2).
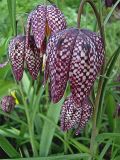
(81, 29, 104, 71)
(26, 13, 32, 49)
(9, 36, 25, 81)
(75, 98, 93, 135)
(47, 5, 67, 33)
(47, 29, 79, 103)
(60, 95, 82, 131)
(31, 5, 46, 49)
(1, 96, 16, 113)
(61, 95, 93, 134)
(69, 30, 104, 105)
(25, 36, 40, 80)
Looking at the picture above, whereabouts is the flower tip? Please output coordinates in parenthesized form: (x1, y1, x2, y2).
(1, 96, 16, 113)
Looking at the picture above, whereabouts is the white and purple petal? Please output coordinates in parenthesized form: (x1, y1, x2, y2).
(47, 5, 67, 33)
(25, 36, 40, 80)
(46, 29, 79, 103)
(9, 36, 25, 81)
(31, 5, 46, 49)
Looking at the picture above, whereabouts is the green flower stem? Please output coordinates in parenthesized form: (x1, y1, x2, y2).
(18, 82, 38, 157)
(77, 0, 105, 45)
(9, 62, 37, 156)
(7, 0, 38, 156)
(77, 0, 106, 158)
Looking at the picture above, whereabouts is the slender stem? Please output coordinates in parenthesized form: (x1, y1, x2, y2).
(77, 0, 105, 46)
(7, 0, 37, 156)
(77, 0, 106, 158)
(18, 82, 38, 156)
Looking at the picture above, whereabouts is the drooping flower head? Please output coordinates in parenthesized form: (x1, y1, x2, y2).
(1, 96, 16, 113)
(26, 4, 67, 50)
(61, 95, 93, 135)
(9, 35, 41, 81)
(44, 28, 104, 133)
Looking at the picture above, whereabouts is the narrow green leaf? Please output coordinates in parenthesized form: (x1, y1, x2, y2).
(105, 94, 116, 130)
(99, 140, 112, 160)
(70, 138, 90, 154)
(0, 136, 21, 158)
(4, 153, 90, 160)
(104, 0, 120, 26)
(96, 133, 120, 142)
(7, 0, 16, 35)
(97, 46, 120, 126)
(39, 99, 64, 157)
(0, 110, 27, 126)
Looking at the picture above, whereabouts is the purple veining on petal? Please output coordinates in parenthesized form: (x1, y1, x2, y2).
(61, 95, 82, 131)
(69, 29, 104, 106)
(26, 5, 67, 50)
(1, 96, 16, 113)
(9, 36, 25, 81)
(47, 5, 67, 33)
(44, 28, 104, 134)
(75, 98, 93, 135)
(60, 95, 93, 133)
(46, 28, 79, 103)
(81, 29, 104, 71)
(26, 13, 32, 49)
(25, 36, 40, 80)
(31, 5, 46, 49)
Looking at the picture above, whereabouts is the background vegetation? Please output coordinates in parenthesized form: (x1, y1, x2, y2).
(0, 0, 120, 159)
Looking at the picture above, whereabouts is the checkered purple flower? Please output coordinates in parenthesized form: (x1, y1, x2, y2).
(1, 96, 16, 113)
(26, 4, 67, 50)
(44, 28, 104, 133)
(9, 35, 41, 81)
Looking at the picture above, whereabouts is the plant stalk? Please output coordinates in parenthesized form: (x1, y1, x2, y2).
(7, 0, 37, 156)
(18, 83, 38, 156)
(77, 0, 106, 158)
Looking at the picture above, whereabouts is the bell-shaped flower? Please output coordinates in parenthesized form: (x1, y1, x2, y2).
(9, 35, 41, 81)
(26, 4, 67, 50)
(44, 28, 104, 133)
(1, 96, 16, 113)
(61, 95, 93, 135)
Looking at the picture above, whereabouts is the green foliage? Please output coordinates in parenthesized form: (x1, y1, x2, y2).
(0, 0, 120, 159)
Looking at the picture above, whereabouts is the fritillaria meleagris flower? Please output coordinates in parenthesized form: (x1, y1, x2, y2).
(61, 95, 93, 135)
(44, 28, 104, 134)
(1, 96, 16, 113)
(105, 0, 120, 8)
(9, 35, 41, 81)
(26, 4, 67, 50)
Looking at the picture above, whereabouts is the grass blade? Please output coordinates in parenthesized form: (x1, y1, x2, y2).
(4, 153, 90, 160)
(97, 46, 120, 126)
(39, 99, 64, 157)
(96, 133, 120, 142)
(7, 0, 16, 35)
(105, 94, 116, 130)
(70, 138, 90, 154)
(104, 0, 120, 26)
(0, 136, 21, 158)
(99, 140, 112, 160)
